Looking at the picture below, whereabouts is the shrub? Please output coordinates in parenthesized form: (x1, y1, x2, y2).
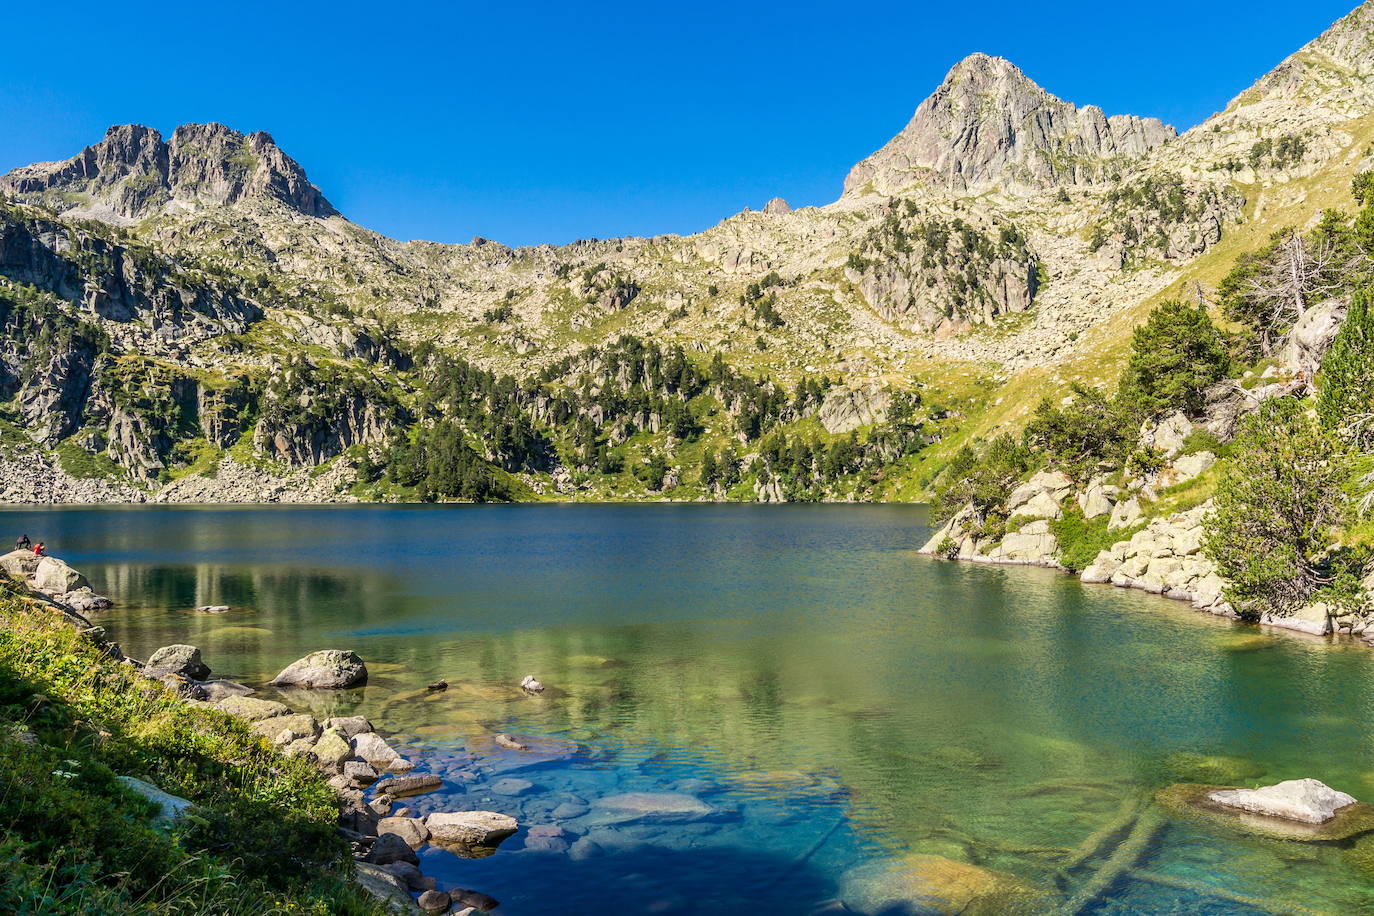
(1023, 383, 1133, 480)
(1202, 398, 1366, 621)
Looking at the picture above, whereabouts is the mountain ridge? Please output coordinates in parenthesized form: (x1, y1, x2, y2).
(0, 4, 1372, 504)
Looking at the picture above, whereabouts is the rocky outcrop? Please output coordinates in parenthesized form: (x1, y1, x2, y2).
(843, 54, 1174, 196)
(819, 386, 890, 433)
(0, 208, 262, 350)
(845, 206, 1038, 333)
(268, 650, 368, 689)
(919, 471, 1070, 568)
(0, 123, 336, 222)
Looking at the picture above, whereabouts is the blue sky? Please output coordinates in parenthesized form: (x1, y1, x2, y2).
(0, 1, 1360, 246)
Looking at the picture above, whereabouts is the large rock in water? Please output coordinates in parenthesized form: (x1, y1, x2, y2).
(32, 556, 89, 594)
(269, 649, 367, 688)
(840, 854, 1043, 915)
(426, 810, 519, 848)
(1209, 779, 1357, 824)
(145, 644, 210, 680)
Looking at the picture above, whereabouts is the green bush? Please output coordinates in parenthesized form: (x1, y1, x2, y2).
(1050, 505, 1126, 573)
(1202, 398, 1366, 621)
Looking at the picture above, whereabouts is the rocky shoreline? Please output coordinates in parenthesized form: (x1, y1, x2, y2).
(921, 492, 1364, 643)
(1, 548, 512, 915)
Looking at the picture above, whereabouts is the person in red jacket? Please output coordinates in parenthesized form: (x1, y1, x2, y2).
(33, 542, 45, 557)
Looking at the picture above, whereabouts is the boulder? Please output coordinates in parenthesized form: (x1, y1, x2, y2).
(0, 549, 38, 579)
(117, 776, 193, 828)
(32, 556, 89, 594)
(343, 760, 379, 786)
(520, 674, 545, 692)
(1108, 497, 1142, 531)
(426, 810, 519, 847)
(325, 715, 373, 736)
(1263, 601, 1333, 636)
(145, 644, 211, 680)
(214, 695, 290, 721)
(450, 889, 501, 911)
(417, 890, 451, 914)
(377, 816, 430, 849)
(1143, 411, 1194, 457)
(351, 861, 422, 914)
(312, 728, 353, 771)
(1208, 779, 1356, 824)
(1078, 481, 1118, 519)
(352, 731, 403, 768)
(250, 713, 320, 742)
(197, 679, 253, 702)
(269, 649, 367, 689)
(366, 831, 420, 866)
(380, 860, 429, 891)
(374, 774, 442, 798)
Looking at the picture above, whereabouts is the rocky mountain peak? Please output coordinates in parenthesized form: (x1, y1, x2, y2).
(1238, 0, 1374, 112)
(843, 53, 1176, 197)
(0, 122, 336, 223)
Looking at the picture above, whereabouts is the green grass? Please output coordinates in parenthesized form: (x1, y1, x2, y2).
(0, 591, 388, 915)
(54, 439, 132, 483)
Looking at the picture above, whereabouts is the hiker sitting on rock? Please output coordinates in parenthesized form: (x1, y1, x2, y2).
(33, 541, 45, 557)
(15, 534, 31, 551)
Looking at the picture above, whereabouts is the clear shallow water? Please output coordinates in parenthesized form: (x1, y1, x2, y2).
(7, 504, 1374, 914)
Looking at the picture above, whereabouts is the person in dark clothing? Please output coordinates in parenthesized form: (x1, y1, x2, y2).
(15, 535, 31, 551)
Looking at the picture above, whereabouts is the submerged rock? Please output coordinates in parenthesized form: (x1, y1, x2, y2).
(591, 792, 715, 824)
(1209, 778, 1356, 824)
(520, 674, 545, 692)
(269, 649, 368, 688)
(840, 854, 1044, 915)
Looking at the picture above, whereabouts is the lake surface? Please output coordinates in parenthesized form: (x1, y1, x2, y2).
(7, 504, 1374, 914)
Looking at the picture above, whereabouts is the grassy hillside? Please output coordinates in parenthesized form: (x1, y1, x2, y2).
(0, 584, 387, 915)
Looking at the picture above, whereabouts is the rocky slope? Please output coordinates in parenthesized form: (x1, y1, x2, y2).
(0, 3, 1372, 503)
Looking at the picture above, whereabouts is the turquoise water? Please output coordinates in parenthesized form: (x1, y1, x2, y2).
(7, 504, 1374, 914)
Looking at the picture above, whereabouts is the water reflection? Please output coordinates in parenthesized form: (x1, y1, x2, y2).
(6, 504, 1374, 913)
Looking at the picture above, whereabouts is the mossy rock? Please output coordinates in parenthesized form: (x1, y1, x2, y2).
(1156, 783, 1374, 842)
(1162, 752, 1265, 785)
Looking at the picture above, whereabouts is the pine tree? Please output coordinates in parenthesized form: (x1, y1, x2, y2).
(1317, 288, 1374, 444)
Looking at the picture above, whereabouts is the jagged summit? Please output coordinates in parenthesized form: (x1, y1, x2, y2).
(0, 122, 336, 222)
(843, 53, 1176, 197)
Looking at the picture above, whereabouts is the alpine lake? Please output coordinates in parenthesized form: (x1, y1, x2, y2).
(9, 503, 1374, 915)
